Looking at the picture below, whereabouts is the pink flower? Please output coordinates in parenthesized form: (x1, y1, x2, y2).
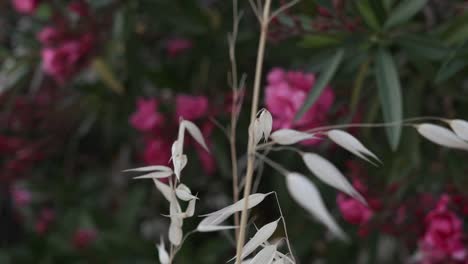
(175, 95, 209, 120)
(37, 27, 63, 46)
(337, 193, 373, 225)
(12, 0, 40, 14)
(68, 0, 90, 18)
(11, 186, 31, 207)
(265, 68, 334, 144)
(130, 98, 165, 132)
(143, 138, 171, 166)
(72, 229, 97, 250)
(166, 38, 192, 57)
(420, 195, 467, 263)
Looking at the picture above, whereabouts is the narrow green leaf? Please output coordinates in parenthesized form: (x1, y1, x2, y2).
(375, 48, 403, 150)
(295, 49, 344, 121)
(356, 0, 380, 31)
(384, 0, 428, 29)
(300, 34, 343, 49)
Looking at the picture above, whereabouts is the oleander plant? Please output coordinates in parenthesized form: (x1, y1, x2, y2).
(2, 0, 468, 263)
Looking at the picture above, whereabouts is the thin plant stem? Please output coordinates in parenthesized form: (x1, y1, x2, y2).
(273, 192, 296, 263)
(235, 0, 272, 262)
(229, 0, 241, 240)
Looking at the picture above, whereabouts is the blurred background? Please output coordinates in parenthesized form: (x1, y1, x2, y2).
(1, 0, 468, 263)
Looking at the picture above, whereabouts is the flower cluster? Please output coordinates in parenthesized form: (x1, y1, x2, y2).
(130, 95, 216, 175)
(265, 67, 334, 144)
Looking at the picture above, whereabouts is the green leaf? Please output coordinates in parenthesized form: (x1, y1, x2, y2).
(435, 41, 468, 83)
(397, 34, 448, 60)
(295, 48, 344, 121)
(375, 48, 403, 150)
(300, 34, 343, 49)
(384, 0, 428, 29)
(356, 0, 380, 31)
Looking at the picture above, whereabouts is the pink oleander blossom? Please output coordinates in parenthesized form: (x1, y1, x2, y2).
(419, 195, 467, 263)
(37, 27, 64, 46)
(175, 95, 209, 121)
(68, 0, 90, 18)
(265, 68, 334, 144)
(130, 98, 165, 132)
(166, 38, 193, 57)
(337, 193, 373, 226)
(12, 0, 40, 14)
(143, 138, 171, 166)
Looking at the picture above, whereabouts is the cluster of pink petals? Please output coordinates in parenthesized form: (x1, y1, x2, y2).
(265, 68, 334, 144)
(419, 195, 467, 264)
(130, 95, 216, 175)
(36, 1, 95, 83)
(11, 0, 40, 14)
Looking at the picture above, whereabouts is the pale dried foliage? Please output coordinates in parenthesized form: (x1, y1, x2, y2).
(123, 1, 468, 263)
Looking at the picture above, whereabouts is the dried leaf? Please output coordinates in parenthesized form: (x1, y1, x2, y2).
(123, 165, 172, 173)
(270, 129, 314, 145)
(249, 245, 277, 264)
(417, 124, 468, 150)
(182, 120, 209, 152)
(238, 219, 279, 260)
(286, 172, 348, 241)
(302, 153, 366, 205)
(327, 130, 380, 165)
(449, 119, 468, 141)
(249, 119, 263, 145)
(186, 199, 196, 217)
(197, 212, 236, 232)
(133, 171, 173, 179)
(157, 237, 170, 264)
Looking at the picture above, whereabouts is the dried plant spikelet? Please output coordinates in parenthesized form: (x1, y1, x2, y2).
(249, 119, 264, 145)
(259, 109, 273, 141)
(449, 119, 468, 141)
(133, 171, 173, 179)
(327, 130, 381, 165)
(157, 237, 170, 264)
(182, 120, 210, 152)
(197, 212, 236, 232)
(168, 221, 183, 246)
(200, 192, 272, 217)
(152, 179, 172, 202)
(185, 199, 196, 217)
(249, 245, 277, 264)
(175, 184, 198, 201)
(270, 129, 314, 145)
(173, 154, 187, 180)
(417, 124, 468, 150)
(302, 153, 366, 205)
(285, 172, 348, 241)
(237, 219, 280, 261)
(169, 193, 183, 226)
(123, 165, 172, 173)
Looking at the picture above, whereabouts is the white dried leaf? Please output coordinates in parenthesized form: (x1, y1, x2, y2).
(182, 120, 209, 152)
(157, 237, 170, 264)
(169, 193, 183, 227)
(173, 154, 187, 180)
(197, 211, 239, 232)
(259, 109, 273, 141)
(449, 119, 468, 141)
(327, 130, 380, 165)
(185, 199, 196, 217)
(302, 153, 366, 205)
(133, 171, 173, 179)
(238, 219, 279, 260)
(286, 172, 348, 241)
(417, 124, 468, 150)
(249, 245, 277, 264)
(200, 193, 272, 217)
(168, 221, 182, 246)
(152, 179, 172, 202)
(175, 184, 198, 201)
(270, 129, 314, 145)
(249, 119, 263, 145)
(197, 224, 238, 232)
(171, 140, 182, 158)
(123, 165, 172, 173)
